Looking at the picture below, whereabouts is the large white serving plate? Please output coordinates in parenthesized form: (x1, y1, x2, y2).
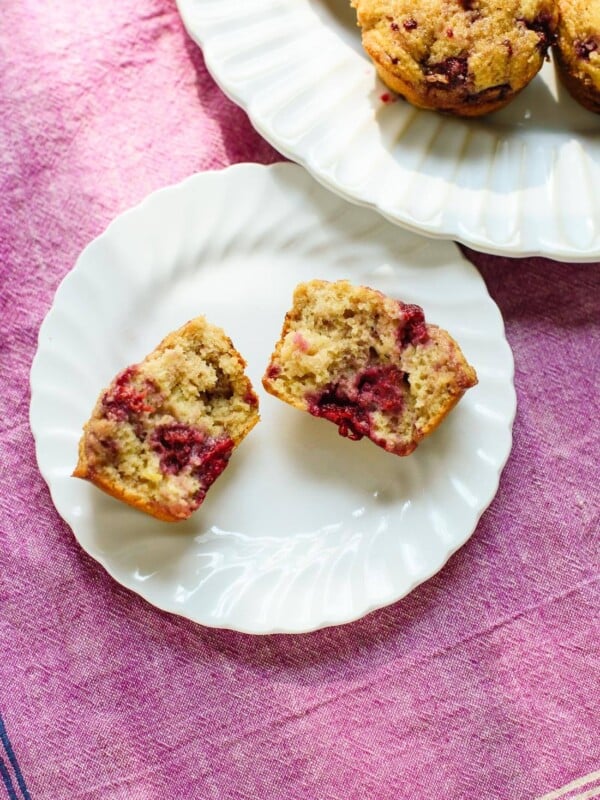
(177, 0, 600, 262)
(31, 163, 515, 633)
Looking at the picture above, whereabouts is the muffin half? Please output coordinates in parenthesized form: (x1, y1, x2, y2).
(554, 0, 600, 112)
(74, 317, 259, 521)
(263, 280, 477, 456)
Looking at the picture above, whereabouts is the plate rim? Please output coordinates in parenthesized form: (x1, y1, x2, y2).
(30, 162, 517, 634)
(175, 0, 600, 264)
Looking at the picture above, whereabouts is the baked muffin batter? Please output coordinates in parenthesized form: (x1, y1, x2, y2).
(554, 0, 600, 112)
(351, 0, 558, 115)
(263, 280, 477, 456)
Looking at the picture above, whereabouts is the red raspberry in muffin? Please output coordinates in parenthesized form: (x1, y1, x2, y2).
(262, 280, 477, 456)
(73, 317, 259, 521)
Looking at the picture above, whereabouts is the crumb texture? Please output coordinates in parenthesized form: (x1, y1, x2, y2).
(262, 280, 477, 456)
(73, 317, 259, 521)
(351, 0, 558, 115)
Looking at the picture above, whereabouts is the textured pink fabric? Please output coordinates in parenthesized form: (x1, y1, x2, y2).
(1, 2, 599, 799)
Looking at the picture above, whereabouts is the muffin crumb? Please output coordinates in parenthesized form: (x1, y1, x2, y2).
(73, 317, 259, 521)
(263, 280, 477, 456)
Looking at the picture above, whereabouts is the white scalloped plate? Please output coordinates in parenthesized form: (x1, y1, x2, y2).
(30, 163, 515, 633)
(177, 0, 600, 262)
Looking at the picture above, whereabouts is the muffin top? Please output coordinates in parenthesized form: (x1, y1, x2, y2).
(556, 0, 600, 88)
(352, 0, 557, 98)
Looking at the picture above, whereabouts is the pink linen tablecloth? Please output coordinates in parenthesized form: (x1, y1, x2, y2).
(1, 2, 599, 798)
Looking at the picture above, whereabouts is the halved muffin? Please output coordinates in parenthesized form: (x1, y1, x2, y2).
(263, 280, 477, 456)
(74, 317, 259, 521)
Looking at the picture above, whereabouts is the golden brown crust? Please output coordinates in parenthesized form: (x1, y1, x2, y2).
(72, 466, 185, 522)
(372, 60, 522, 117)
(352, 0, 558, 117)
(263, 280, 477, 456)
(262, 289, 308, 409)
(555, 59, 600, 112)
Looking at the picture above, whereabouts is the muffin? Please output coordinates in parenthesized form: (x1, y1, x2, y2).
(262, 280, 477, 456)
(554, 0, 600, 112)
(351, 0, 558, 116)
(73, 317, 260, 522)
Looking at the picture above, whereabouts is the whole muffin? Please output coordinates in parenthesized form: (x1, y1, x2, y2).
(351, 0, 558, 116)
(554, 0, 600, 113)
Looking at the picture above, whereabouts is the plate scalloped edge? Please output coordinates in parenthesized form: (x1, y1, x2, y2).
(176, 0, 600, 263)
(30, 163, 517, 634)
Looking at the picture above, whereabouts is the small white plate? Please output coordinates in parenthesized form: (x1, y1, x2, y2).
(177, 0, 600, 262)
(30, 163, 515, 633)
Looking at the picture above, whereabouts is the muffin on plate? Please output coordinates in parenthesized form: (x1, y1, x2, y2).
(554, 0, 600, 112)
(262, 280, 477, 456)
(74, 317, 259, 522)
(350, 0, 558, 116)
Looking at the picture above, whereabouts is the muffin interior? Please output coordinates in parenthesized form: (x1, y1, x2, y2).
(74, 318, 259, 521)
(263, 280, 477, 456)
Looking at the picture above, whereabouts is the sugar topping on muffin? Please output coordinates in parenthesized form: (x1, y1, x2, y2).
(554, 0, 600, 112)
(351, 0, 558, 116)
